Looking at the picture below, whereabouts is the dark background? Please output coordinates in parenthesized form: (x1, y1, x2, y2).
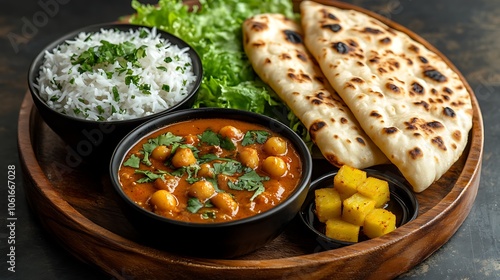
(1, 0, 499, 279)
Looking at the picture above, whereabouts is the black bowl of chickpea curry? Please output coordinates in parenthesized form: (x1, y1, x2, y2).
(109, 107, 312, 258)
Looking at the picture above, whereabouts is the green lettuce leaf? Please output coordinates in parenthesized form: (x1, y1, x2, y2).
(129, 0, 310, 143)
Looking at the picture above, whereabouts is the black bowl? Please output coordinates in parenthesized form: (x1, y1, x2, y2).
(27, 23, 202, 167)
(299, 169, 419, 250)
(109, 108, 313, 258)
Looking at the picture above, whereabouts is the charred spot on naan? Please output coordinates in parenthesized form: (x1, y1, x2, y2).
(251, 40, 266, 48)
(322, 23, 342, 32)
(308, 120, 327, 142)
(423, 68, 447, 83)
(452, 130, 462, 142)
(248, 21, 269, 32)
(296, 50, 308, 62)
(370, 111, 382, 119)
(319, 8, 339, 21)
(385, 83, 401, 94)
(279, 53, 292, 60)
(410, 82, 425, 96)
(404, 118, 445, 136)
(379, 37, 391, 45)
(351, 77, 364, 84)
(383, 127, 399, 135)
(287, 69, 312, 83)
(431, 136, 447, 151)
(443, 107, 456, 118)
(325, 153, 344, 167)
(356, 137, 367, 146)
(409, 147, 423, 160)
(283, 30, 303, 44)
(413, 100, 430, 111)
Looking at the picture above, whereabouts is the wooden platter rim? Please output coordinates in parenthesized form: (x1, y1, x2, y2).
(17, 0, 484, 278)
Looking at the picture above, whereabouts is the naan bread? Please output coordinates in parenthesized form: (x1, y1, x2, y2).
(300, 1, 473, 192)
(242, 13, 388, 168)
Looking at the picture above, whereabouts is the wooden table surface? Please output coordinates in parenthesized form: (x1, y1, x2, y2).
(1, 0, 499, 279)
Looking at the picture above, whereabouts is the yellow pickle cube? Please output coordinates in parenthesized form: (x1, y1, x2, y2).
(363, 208, 396, 238)
(314, 188, 342, 222)
(325, 218, 360, 243)
(342, 193, 375, 226)
(357, 176, 390, 208)
(334, 165, 367, 200)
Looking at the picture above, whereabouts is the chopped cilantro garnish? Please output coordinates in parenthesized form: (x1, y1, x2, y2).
(112, 86, 120, 102)
(96, 105, 105, 114)
(139, 28, 148, 38)
(134, 169, 168, 183)
(199, 129, 236, 151)
(201, 211, 216, 219)
(213, 161, 242, 176)
(228, 170, 269, 201)
(162, 84, 170, 92)
(220, 137, 236, 151)
(142, 151, 152, 166)
(157, 132, 184, 146)
(200, 130, 220, 146)
(164, 57, 173, 63)
(186, 197, 203, 213)
(125, 75, 140, 86)
(123, 154, 140, 168)
(242, 130, 270, 146)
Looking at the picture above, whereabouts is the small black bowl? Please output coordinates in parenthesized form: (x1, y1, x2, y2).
(27, 23, 202, 167)
(109, 108, 313, 258)
(299, 169, 418, 250)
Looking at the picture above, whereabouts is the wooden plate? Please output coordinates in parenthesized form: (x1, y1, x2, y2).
(18, 1, 484, 279)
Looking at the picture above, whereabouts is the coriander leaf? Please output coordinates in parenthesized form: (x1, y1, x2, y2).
(142, 151, 152, 166)
(201, 211, 216, 219)
(220, 137, 236, 151)
(112, 86, 120, 102)
(142, 143, 158, 154)
(139, 28, 148, 38)
(228, 170, 269, 201)
(199, 130, 220, 146)
(242, 130, 270, 146)
(186, 197, 203, 213)
(198, 154, 239, 164)
(250, 186, 265, 201)
(213, 161, 242, 176)
(123, 154, 140, 168)
(157, 132, 183, 146)
(134, 169, 167, 183)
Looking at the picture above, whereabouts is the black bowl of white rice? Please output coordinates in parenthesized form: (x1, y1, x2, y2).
(28, 23, 202, 166)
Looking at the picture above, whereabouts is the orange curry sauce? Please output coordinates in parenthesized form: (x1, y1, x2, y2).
(118, 118, 302, 223)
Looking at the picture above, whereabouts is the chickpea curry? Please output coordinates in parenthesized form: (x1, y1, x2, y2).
(118, 118, 303, 223)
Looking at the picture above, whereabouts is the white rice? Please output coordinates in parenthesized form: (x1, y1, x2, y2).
(35, 27, 197, 121)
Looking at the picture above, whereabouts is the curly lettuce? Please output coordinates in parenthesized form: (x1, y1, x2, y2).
(129, 0, 310, 146)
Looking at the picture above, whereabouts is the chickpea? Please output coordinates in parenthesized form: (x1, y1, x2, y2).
(154, 175, 180, 192)
(211, 192, 238, 216)
(198, 163, 214, 178)
(189, 180, 216, 202)
(149, 190, 178, 212)
(219, 125, 243, 141)
(239, 147, 260, 169)
(263, 137, 287, 156)
(262, 156, 288, 178)
(171, 147, 197, 168)
(185, 134, 199, 145)
(151, 145, 170, 161)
